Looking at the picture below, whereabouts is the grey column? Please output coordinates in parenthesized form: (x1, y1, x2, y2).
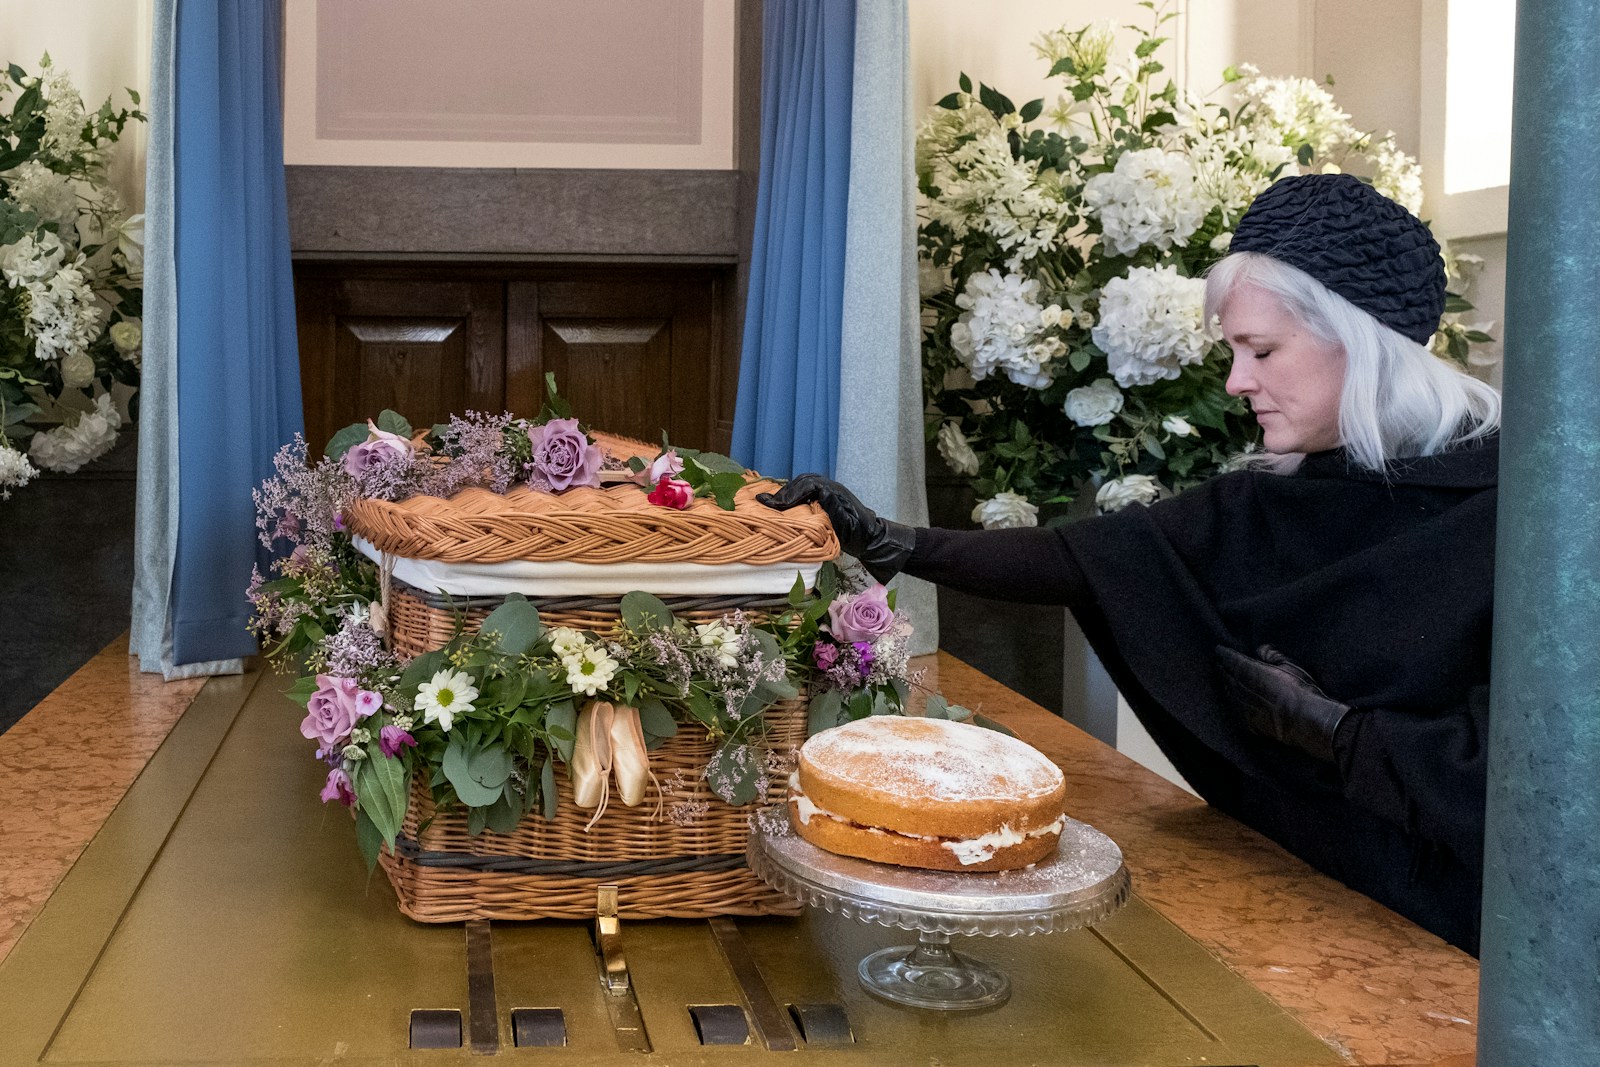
(1480, 0, 1600, 1060)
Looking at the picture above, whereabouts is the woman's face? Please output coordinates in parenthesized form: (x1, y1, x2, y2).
(1220, 284, 1346, 454)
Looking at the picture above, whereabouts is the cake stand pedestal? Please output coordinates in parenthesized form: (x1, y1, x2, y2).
(748, 818, 1130, 1011)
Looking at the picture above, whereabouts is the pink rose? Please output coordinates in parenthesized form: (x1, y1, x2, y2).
(647, 476, 694, 509)
(320, 767, 355, 807)
(527, 417, 602, 490)
(342, 420, 413, 476)
(826, 585, 896, 642)
(631, 449, 685, 487)
(299, 674, 381, 748)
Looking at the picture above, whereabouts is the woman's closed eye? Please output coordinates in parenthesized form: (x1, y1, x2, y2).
(1253, 349, 1274, 359)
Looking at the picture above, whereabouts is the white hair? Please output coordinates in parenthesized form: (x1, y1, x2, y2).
(1204, 252, 1500, 474)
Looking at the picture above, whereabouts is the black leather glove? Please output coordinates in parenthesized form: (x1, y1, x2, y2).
(1214, 644, 1352, 764)
(757, 474, 918, 584)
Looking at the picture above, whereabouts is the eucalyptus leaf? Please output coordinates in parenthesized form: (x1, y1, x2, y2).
(972, 713, 1015, 736)
(283, 674, 320, 707)
(479, 594, 544, 656)
(485, 791, 522, 834)
(399, 648, 447, 692)
(637, 697, 677, 739)
(467, 805, 488, 836)
(324, 421, 369, 461)
(807, 688, 843, 735)
(706, 741, 760, 805)
(466, 744, 513, 790)
(442, 736, 503, 807)
(620, 590, 672, 633)
(374, 409, 413, 438)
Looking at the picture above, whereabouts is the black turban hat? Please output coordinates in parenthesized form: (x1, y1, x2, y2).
(1230, 173, 1446, 344)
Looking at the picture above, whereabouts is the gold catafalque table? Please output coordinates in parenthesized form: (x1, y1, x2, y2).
(0, 647, 1481, 1065)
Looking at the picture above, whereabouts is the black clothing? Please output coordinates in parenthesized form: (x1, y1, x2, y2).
(908, 439, 1497, 953)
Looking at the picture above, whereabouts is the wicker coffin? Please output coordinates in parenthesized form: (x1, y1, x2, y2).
(348, 450, 832, 921)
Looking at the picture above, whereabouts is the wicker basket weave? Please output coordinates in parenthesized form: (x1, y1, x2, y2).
(380, 691, 805, 921)
(376, 585, 807, 921)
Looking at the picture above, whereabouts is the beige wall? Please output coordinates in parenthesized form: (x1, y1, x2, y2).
(0, 0, 151, 213)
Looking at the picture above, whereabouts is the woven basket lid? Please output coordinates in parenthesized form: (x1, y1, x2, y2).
(343, 430, 840, 566)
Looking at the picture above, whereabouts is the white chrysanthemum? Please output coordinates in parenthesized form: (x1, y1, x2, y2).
(1096, 474, 1162, 512)
(1371, 135, 1424, 216)
(936, 422, 980, 476)
(0, 441, 39, 498)
(564, 646, 619, 697)
(694, 621, 743, 669)
(415, 668, 479, 732)
(4, 160, 77, 224)
(971, 491, 1039, 530)
(1083, 148, 1210, 257)
(919, 107, 1073, 268)
(1241, 73, 1358, 155)
(548, 626, 588, 659)
(1092, 266, 1213, 388)
(38, 59, 94, 161)
(951, 269, 1055, 389)
(1034, 19, 1116, 79)
(1063, 377, 1124, 427)
(27, 391, 120, 473)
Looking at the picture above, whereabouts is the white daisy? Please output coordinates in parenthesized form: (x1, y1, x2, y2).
(414, 668, 478, 732)
(548, 626, 589, 659)
(563, 646, 619, 698)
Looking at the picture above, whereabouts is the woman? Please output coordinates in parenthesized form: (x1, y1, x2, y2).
(761, 174, 1500, 954)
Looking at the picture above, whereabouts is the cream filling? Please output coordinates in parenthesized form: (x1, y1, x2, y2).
(788, 774, 1065, 865)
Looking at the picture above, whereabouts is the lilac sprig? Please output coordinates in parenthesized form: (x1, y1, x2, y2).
(422, 411, 525, 497)
(253, 436, 357, 552)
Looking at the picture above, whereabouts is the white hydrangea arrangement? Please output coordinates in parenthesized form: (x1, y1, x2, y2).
(0, 56, 145, 498)
(920, 6, 1494, 523)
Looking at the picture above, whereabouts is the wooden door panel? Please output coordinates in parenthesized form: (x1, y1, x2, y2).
(336, 318, 468, 429)
(540, 317, 672, 445)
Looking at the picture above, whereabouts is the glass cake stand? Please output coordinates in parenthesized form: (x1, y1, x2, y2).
(748, 819, 1129, 1011)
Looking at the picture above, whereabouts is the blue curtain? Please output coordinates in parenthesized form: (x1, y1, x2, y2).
(731, 0, 857, 478)
(165, 0, 303, 666)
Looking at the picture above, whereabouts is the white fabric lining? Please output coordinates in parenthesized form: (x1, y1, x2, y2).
(353, 537, 822, 597)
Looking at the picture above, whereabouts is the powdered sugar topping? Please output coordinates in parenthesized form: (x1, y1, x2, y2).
(802, 717, 1063, 802)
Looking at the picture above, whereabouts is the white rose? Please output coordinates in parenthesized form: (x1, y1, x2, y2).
(1064, 378, 1125, 427)
(110, 319, 141, 353)
(971, 491, 1039, 530)
(1096, 474, 1162, 512)
(936, 422, 980, 477)
(1074, 310, 1095, 330)
(1161, 415, 1195, 437)
(58, 349, 95, 389)
(1039, 304, 1064, 329)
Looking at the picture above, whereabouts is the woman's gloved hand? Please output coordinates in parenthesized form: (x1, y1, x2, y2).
(757, 474, 917, 584)
(1214, 644, 1352, 764)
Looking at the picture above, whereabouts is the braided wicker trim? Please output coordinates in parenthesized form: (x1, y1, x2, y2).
(346, 478, 837, 565)
(392, 581, 792, 616)
(394, 838, 746, 876)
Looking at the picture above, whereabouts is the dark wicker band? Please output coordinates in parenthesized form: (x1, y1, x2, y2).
(394, 837, 749, 877)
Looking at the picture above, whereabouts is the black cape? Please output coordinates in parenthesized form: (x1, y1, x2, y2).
(909, 438, 1496, 952)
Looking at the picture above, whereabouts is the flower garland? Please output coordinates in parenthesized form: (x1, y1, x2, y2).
(250, 392, 969, 869)
(0, 56, 145, 497)
(919, 7, 1497, 525)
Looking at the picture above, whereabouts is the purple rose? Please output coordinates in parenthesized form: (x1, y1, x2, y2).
(342, 421, 413, 476)
(526, 417, 602, 490)
(379, 724, 417, 758)
(826, 585, 896, 642)
(320, 767, 355, 807)
(300, 674, 381, 748)
(814, 639, 839, 672)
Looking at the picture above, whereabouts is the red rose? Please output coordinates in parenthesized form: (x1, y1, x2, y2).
(647, 476, 694, 509)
